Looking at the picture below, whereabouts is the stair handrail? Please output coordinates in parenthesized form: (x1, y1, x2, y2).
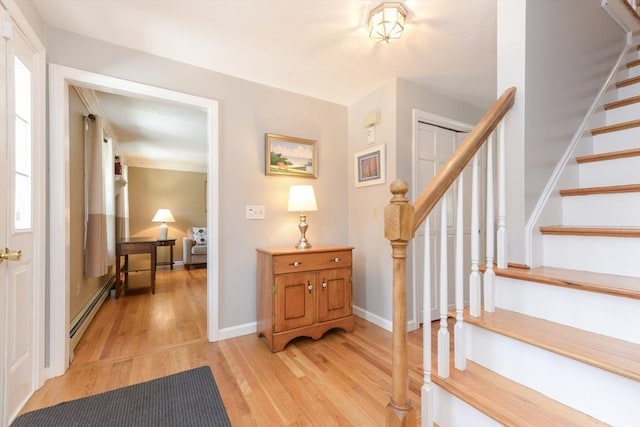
(384, 86, 516, 427)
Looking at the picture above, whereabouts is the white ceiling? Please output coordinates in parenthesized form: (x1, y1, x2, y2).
(32, 0, 497, 170)
(93, 90, 208, 172)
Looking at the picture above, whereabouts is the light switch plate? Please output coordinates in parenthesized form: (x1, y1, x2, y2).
(246, 205, 265, 220)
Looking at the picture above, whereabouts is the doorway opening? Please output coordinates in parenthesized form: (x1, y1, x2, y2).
(48, 64, 220, 376)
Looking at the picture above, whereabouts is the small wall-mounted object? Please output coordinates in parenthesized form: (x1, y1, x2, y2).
(114, 155, 122, 176)
(366, 125, 376, 144)
(363, 111, 380, 127)
(364, 111, 380, 144)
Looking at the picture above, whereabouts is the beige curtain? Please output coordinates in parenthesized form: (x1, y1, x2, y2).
(115, 164, 130, 241)
(84, 115, 109, 278)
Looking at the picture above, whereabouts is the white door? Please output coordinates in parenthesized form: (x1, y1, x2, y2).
(414, 122, 473, 323)
(0, 6, 43, 424)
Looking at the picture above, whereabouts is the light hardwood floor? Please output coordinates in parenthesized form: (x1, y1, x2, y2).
(22, 267, 426, 425)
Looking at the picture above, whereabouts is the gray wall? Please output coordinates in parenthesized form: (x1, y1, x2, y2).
(498, 0, 624, 263)
(523, 0, 624, 214)
(46, 28, 348, 329)
(347, 79, 397, 324)
(347, 78, 484, 325)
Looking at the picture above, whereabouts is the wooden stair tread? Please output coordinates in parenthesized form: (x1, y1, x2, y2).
(463, 308, 640, 382)
(431, 359, 607, 426)
(495, 266, 640, 300)
(616, 75, 640, 89)
(604, 94, 640, 110)
(559, 183, 640, 196)
(591, 118, 640, 135)
(540, 225, 640, 238)
(576, 148, 640, 163)
(626, 58, 640, 69)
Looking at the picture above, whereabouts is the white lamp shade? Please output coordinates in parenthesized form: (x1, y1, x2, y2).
(288, 185, 318, 212)
(152, 208, 176, 223)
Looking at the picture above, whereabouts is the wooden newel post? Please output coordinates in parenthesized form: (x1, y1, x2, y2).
(384, 180, 417, 427)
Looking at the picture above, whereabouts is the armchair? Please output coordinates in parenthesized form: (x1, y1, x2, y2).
(183, 227, 207, 269)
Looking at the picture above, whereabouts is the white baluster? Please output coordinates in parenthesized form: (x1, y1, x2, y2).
(438, 195, 450, 378)
(484, 134, 495, 312)
(497, 119, 508, 268)
(469, 154, 481, 317)
(421, 217, 433, 427)
(454, 176, 466, 370)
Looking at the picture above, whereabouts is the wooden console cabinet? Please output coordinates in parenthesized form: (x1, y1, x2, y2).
(256, 246, 355, 352)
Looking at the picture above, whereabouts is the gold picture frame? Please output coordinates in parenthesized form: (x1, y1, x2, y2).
(265, 133, 317, 178)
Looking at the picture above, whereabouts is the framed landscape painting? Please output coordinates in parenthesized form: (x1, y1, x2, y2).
(265, 133, 317, 178)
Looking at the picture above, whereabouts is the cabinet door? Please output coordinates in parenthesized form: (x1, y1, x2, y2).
(317, 268, 352, 322)
(274, 272, 315, 332)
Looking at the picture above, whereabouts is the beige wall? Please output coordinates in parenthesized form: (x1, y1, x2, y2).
(68, 87, 112, 319)
(127, 166, 207, 266)
(47, 28, 348, 329)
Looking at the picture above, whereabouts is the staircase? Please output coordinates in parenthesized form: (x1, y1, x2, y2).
(429, 47, 640, 426)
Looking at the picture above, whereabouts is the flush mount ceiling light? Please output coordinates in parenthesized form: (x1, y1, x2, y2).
(368, 2, 408, 44)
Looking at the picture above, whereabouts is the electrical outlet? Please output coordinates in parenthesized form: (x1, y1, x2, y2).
(246, 205, 266, 220)
(76, 282, 81, 296)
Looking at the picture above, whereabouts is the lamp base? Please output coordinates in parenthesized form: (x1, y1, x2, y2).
(295, 214, 311, 249)
(159, 223, 168, 240)
(295, 240, 312, 250)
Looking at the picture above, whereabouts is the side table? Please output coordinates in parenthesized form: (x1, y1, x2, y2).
(156, 239, 176, 269)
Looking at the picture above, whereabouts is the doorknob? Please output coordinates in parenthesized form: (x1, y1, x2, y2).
(0, 248, 22, 263)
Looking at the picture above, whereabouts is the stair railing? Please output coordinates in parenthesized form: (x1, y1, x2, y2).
(384, 87, 516, 427)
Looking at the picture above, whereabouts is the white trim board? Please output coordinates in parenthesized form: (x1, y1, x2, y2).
(47, 64, 220, 376)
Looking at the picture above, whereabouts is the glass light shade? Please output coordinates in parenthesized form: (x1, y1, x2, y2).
(288, 185, 318, 212)
(152, 208, 176, 223)
(369, 2, 407, 44)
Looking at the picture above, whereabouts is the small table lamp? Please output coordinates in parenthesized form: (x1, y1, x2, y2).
(288, 185, 318, 249)
(152, 208, 175, 240)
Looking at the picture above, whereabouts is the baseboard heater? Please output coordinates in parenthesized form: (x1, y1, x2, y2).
(69, 275, 115, 353)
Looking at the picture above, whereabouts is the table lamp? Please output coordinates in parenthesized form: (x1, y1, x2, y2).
(288, 185, 318, 249)
(152, 208, 175, 240)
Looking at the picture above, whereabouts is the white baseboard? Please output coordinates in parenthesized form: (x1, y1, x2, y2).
(216, 309, 395, 342)
(216, 321, 256, 341)
(353, 305, 392, 332)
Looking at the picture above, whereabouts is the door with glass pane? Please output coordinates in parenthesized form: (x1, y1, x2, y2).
(1, 6, 40, 424)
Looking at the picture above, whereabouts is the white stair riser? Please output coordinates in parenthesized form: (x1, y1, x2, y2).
(617, 83, 640, 99)
(433, 384, 501, 427)
(626, 64, 640, 79)
(578, 156, 640, 187)
(562, 193, 640, 226)
(592, 126, 640, 153)
(465, 325, 640, 427)
(542, 234, 640, 277)
(605, 102, 640, 123)
(495, 277, 640, 344)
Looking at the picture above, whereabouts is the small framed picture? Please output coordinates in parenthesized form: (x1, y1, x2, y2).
(265, 133, 317, 178)
(354, 144, 385, 187)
